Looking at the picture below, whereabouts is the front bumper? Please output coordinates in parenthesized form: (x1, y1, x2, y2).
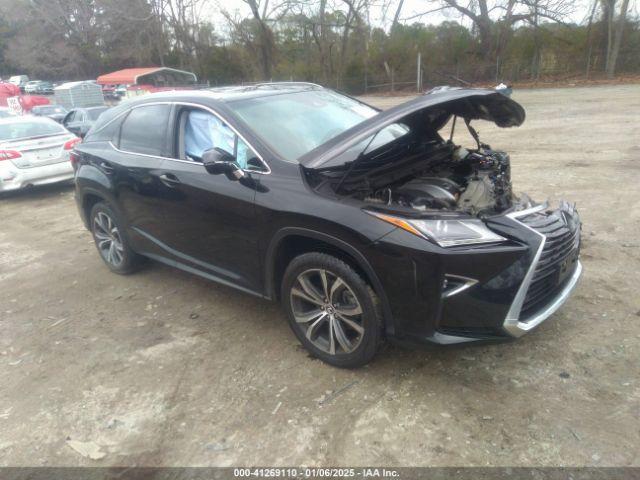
(369, 202, 582, 345)
(438, 203, 582, 342)
(0, 160, 74, 192)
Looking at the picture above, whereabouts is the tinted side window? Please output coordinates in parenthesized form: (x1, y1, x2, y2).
(178, 107, 265, 171)
(84, 115, 124, 143)
(183, 109, 235, 160)
(119, 104, 170, 156)
(236, 137, 262, 171)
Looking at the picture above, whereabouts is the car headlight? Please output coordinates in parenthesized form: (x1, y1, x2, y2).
(369, 212, 507, 247)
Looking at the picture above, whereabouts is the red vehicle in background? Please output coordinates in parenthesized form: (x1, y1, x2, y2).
(101, 84, 118, 99)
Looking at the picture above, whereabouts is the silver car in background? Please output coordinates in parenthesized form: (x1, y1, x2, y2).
(0, 107, 16, 118)
(0, 116, 80, 192)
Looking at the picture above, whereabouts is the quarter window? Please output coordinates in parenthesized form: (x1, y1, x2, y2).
(119, 104, 170, 156)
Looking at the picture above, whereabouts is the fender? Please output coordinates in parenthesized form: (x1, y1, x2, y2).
(76, 162, 114, 193)
(264, 227, 395, 335)
(75, 164, 119, 226)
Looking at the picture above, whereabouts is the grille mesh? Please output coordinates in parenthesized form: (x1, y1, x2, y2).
(519, 211, 580, 319)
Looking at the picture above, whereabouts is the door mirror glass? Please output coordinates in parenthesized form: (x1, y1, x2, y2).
(202, 148, 245, 180)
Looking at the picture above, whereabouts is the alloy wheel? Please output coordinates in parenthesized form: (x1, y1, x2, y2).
(290, 268, 365, 355)
(93, 211, 124, 267)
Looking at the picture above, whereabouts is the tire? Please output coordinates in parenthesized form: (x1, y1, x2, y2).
(282, 252, 383, 368)
(89, 202, 142, 274)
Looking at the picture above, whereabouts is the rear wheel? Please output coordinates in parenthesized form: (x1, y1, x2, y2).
(90, 202, 141, 274)
(282, 252, 382, 368)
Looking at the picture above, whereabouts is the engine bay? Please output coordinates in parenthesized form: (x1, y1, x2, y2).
(360, 145, 514, 216)
(304, 101, 527, 218)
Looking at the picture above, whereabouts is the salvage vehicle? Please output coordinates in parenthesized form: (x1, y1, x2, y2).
(35, 81, 54, 95)
(8, 75, 29, 92)
(0, 107, 16, 118)
(24, 80, 53, 95)
(0, 116, 80, 192)
(72, 84, 582, 367)
(31, 104, 68, 123)
(62, 106, 109, 138)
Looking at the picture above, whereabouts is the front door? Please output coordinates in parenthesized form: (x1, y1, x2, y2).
(153, 105, 264, 293)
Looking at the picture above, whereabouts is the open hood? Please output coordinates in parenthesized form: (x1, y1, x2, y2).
(299, 88, 525, 169)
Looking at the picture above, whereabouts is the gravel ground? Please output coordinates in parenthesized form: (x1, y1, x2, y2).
(0, 84, 639, 467)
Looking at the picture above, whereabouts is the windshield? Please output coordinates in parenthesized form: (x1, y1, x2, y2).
(0, 120, 66, 141)
(88, 107, 108, 120)
(229, 90, 378, 162)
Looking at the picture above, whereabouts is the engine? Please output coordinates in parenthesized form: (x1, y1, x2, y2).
(363, 147, 514, 215)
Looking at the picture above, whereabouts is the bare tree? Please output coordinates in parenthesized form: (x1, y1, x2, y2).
(432, 0, 574, 62)
(584, 0, 598, 77)
(221, 0, 294, 80)
(243, 0, 277, 79)
(605, 0, 631, 77)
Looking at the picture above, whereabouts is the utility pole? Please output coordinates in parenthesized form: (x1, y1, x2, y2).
(416, 52, 422, 92)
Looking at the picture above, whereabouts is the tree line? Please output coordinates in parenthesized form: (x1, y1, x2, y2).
(0, 0, 637, 93)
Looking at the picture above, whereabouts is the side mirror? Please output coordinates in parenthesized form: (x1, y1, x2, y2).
(202, 148, 245, 181)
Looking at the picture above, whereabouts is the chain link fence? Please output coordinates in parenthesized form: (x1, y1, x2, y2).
(255, 49, 640, 95)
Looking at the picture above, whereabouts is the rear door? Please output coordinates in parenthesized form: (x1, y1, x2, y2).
(105, 103, 174, 254)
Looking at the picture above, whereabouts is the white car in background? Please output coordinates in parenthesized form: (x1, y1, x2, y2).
(0, 116, 80, 192)
(0, 107, 16, 118)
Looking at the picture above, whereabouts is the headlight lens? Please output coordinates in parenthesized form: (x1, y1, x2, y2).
(369, 212, 507, 247)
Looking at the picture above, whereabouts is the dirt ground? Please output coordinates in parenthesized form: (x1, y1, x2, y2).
(0, 85, 639, 467)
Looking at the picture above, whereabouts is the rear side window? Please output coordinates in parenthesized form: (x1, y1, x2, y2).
(83, 114, 123, 143)
(119, 104, 170, 156)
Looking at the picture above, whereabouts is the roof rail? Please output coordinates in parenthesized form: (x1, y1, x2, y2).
(252, 81, 323, 89)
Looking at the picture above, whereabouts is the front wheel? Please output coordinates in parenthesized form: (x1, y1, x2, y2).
(281, 252, 383, 368)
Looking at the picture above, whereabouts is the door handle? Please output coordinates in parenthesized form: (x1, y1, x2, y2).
(100, 162, 114, 173)
(159, 173, 181, 187)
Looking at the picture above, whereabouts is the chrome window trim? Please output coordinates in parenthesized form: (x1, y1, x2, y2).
(100, 100, 271, 175)
(251, 81, 323, 90)
(502, 203, 582, 337)
(169, 101, 271, 174)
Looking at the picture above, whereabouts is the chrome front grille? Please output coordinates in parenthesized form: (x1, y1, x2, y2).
(518, 210, 581, 319)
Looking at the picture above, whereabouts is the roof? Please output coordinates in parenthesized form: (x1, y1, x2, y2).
(0, 115, 60, 125)
(131, 82, 323, 104)
(54, 81, 101, 90)
(96, 67, 197, 85)
(69, 105, 109, 112)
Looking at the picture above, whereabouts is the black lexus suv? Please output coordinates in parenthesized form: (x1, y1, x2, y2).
(73, 83, 582, 367)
